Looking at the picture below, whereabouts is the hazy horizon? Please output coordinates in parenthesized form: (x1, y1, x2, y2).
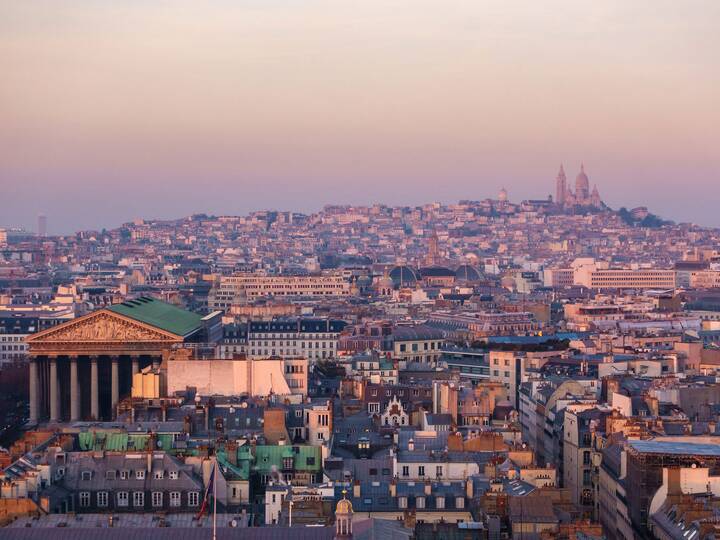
(2, 1, 719, 234)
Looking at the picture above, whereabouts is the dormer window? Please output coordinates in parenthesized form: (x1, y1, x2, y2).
(120, 470, 129, 480)
(106, 470, 117, 480)
(154, 470, 164, 479)
(136, 470, 145, 480)
(81, 471, 92, 481)
(169, 471, 179, 480)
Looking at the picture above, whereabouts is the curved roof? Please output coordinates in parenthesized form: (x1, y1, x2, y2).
(389, 265, 418, 287)
(455, 264, 482, 282)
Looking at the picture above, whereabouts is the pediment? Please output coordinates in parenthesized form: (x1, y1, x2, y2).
(27, 310, 180, 343)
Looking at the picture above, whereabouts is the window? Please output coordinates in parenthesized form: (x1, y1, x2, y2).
(189, 492, 200, 507)
(169, 471, 179, 480)
(398, 496, 408, 509)
(106, 470, 117, 480)
(97, 491, 108, 507)
(306, 457, 315, 466)
(456, 497, 465, 509)
(436, 496, 445, 509)
(436, 466, 443, 477)
(402, 466, 409, 477)
(170, 491, 181, 507)
(136, 470, 145, 480)
(317, 432, 325, 440)
(120, 470, 129, 480)
(418, 466, 425, 477)
(79, 492, 90, 508)
(117, 491, 129, 507)
(152, 491, 163, 507)
(416, 496, 425, 509)
(154, 470, 164, 479)
(81, 471, 92, 481)
(133, 491, 145, 507)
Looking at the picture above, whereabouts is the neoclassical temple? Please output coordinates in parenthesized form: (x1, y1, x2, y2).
(26, 297, 219, 423)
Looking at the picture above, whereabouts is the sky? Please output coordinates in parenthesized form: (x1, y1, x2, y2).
(1, 1, 719, 234)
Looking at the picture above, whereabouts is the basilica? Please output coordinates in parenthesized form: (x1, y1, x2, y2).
(555, 164, 603, 208)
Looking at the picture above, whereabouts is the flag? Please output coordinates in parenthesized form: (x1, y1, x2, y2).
(196, 460, 216, 520)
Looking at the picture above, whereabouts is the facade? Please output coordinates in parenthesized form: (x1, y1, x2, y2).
(164, 349, 309, 398)
(572, 260, 676, 290)
(58, 451, 203, 514)
(25, 297, 219, 423)
(246, 318, 347, 361)
(209, 273, 350, 309)
(0, 307, 75, 364)
(391, 325, 445, 367)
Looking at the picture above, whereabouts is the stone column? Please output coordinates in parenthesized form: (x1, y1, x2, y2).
(70, 356, 80, 421)
(49, 356, 59, 422)
(90, 356, 99, 420)
(29, 356, 39, 424)
(111, 356, 119, 419)
(131, 356, 140, 375)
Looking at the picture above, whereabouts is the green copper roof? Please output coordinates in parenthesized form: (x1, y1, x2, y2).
(107, 296, 203, 337)
(252, 445, 322, 474)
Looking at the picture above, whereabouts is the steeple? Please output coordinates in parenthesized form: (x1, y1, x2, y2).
(556, 164, 567, 206)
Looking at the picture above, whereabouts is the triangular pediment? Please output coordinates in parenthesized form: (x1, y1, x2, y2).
(27, 310, 182, 343)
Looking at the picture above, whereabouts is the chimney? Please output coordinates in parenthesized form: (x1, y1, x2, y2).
(408, 438, 414, 451)
(353, 480, 361, 498)
(466, 476, 474, 499)
(389, 478, 397, 497)
(424, 480, 432, 496)
(403, 509, 416, 529)
(146, 452, 152, 474)
(204, 404, 210, 432)
(667, 468, 683, 497)
(183, 415, 192, 435)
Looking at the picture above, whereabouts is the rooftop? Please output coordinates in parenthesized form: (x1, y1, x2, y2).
(107, 296, 203, 337)
(628, 439, 720, 457)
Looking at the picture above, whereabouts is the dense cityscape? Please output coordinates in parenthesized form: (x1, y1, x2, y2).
(1, 167, 720, 539)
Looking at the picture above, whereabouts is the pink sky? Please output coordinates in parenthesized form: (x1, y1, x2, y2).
(1, 1, 719, 233)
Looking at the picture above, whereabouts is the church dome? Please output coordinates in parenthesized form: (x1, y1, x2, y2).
(498, 187, 508, 202)
(389, 265, 418, 287)
(336, 497, 353, 514)
(575, 164, 590, 195)
(455, 264, 482, 282)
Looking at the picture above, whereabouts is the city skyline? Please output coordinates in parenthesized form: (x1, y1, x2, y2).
(3, 1, 719, 232)
(0, 163, 699, 235)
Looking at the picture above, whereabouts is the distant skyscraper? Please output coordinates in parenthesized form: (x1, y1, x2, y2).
(555, 164, 567, 205)
(37, 214, 47, 237)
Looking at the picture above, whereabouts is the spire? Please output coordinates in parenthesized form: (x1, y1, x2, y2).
(559, 164, 565, 176)
(580, 162, 585, 173)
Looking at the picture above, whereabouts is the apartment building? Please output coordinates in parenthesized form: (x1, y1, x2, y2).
(246, 318, 347, 361)
(208, 273, 350, 309)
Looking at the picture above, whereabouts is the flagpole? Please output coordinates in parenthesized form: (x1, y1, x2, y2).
(212, 458, 217, 540)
